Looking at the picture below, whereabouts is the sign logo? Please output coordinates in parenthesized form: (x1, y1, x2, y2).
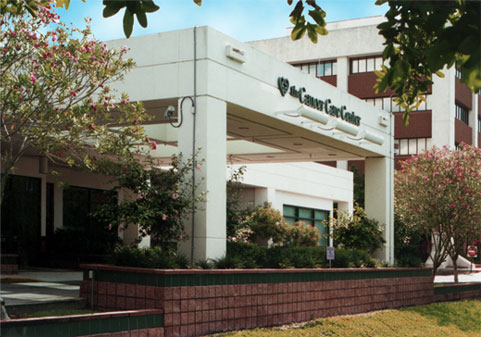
(277, 76, 361, 126)
(278, 77, 289, 96)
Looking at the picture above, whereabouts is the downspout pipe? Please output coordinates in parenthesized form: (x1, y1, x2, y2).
(190, 26, 198, 262)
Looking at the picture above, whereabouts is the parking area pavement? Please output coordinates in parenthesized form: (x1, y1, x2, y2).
(1, 268, 83, 308)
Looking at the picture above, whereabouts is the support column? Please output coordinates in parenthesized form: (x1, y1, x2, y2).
(336, 56, 349, 93)
(472, 93, 478, 146)
(178, 96, 227, 261)
(432, 67, 455, 148)
(365, 156, 394, 265)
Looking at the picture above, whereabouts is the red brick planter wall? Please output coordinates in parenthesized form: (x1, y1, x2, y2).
(80, 265, 435, 337)
(434, 283, 481, 303)
(1, 254, 18, 275)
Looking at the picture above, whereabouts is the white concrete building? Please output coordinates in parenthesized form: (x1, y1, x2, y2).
(249, 16, 480, 172)
(1, 26, 395, 265)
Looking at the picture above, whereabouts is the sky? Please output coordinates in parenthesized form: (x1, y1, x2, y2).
(55, 0, 388, 42)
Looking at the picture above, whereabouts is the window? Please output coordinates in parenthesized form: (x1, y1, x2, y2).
(478, 115, 481, 132)
(395, 138, 432, 155)
(455, 104, 469, 124)
(283, 205, 329, 246)
(292, 60, 337, 77)
(364, 94, 431, 112)
(63, 186, 116, 230)
(455, 67, 462, 79)
(350, 55, 384, 74)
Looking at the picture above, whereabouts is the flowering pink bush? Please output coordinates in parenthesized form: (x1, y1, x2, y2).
(242, 203, 288, 246)
(93, 154, 204, 253)
(282, 221, 321, 247)
(395, 144, 481, 279)
(0, 6, 148, 196)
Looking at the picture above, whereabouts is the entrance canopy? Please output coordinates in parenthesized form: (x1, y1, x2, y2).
(108, 26, 394, 263)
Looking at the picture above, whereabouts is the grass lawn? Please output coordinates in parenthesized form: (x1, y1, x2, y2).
(215, 300, 481, 337)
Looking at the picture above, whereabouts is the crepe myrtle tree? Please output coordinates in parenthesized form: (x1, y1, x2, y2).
(0, 5, 151, 200)
(395, 144, 481, 281)
(93, 154, 205, 254)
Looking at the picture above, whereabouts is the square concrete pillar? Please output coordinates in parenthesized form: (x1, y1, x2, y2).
(178, 96, 227, 261)
(432, 67, 455, 148)
(365, 156, 394, 265)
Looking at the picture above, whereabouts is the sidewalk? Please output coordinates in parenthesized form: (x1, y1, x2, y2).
(1, 268, 85, 316)
(434, 271, 481, 283)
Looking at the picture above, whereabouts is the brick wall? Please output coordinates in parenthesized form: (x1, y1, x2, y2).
(434, 283, 481, 303)
(1, 254, 18, 275)
(0, 309, 163, 337)
(80, 266, 435, 337)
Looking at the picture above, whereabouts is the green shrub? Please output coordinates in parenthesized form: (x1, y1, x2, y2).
(242, 202, 288, 246)
(394, 214, 427, 267)
(225, 242, 375, 269)
(283, 222, 321, 247)
(329, 205, 385, 255)
(109, 245, 189, 269)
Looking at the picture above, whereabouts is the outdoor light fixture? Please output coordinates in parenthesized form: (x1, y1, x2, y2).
(348, 129, 385, 145)
(335, 119, 359, 136)
(297, 105, 330, 124)
(225, 45, 246, 63)
(363, 130, 384, 145)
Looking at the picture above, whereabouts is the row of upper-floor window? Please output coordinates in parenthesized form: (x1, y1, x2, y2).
(364, 95, 432, 112)
(395, 138, 432, 156)
(292, 60, 337, 77)
(296, 57, 481, 81)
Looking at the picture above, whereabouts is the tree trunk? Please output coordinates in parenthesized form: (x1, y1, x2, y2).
(452, 254, 459, 283)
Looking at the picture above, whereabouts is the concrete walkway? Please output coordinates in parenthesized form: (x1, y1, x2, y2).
(434, 271, 481, 283)
(1, 268, 84, 316)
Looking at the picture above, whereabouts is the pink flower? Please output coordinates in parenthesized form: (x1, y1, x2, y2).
(172, 193, 179, 200)
(69, 89, 77, 96)
(196, 165, 201, 171)
(30, 73, 37, 83)
(151, 141, 157, 150)
(89, 124, 95, 130)
(162, 214, 168, 221)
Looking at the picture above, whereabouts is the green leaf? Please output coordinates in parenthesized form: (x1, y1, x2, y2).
(315, 25, 328, 35)
(123, 8, 134, 38)
(307, 24, 318, 43)
(308, 9, 325, 26)
(142, 0, 159, 13)
(193, 0, 201, 6)
(136, 3, 148, 28)
(103, 1, 126, 18)
(290, 0, 304, 20)
(291, 22, 306, 41)
(382, 44, 393, 60)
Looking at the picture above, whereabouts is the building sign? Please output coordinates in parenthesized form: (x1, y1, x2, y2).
(326, 246, 335, 260)
(277, 76, 361, 126)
